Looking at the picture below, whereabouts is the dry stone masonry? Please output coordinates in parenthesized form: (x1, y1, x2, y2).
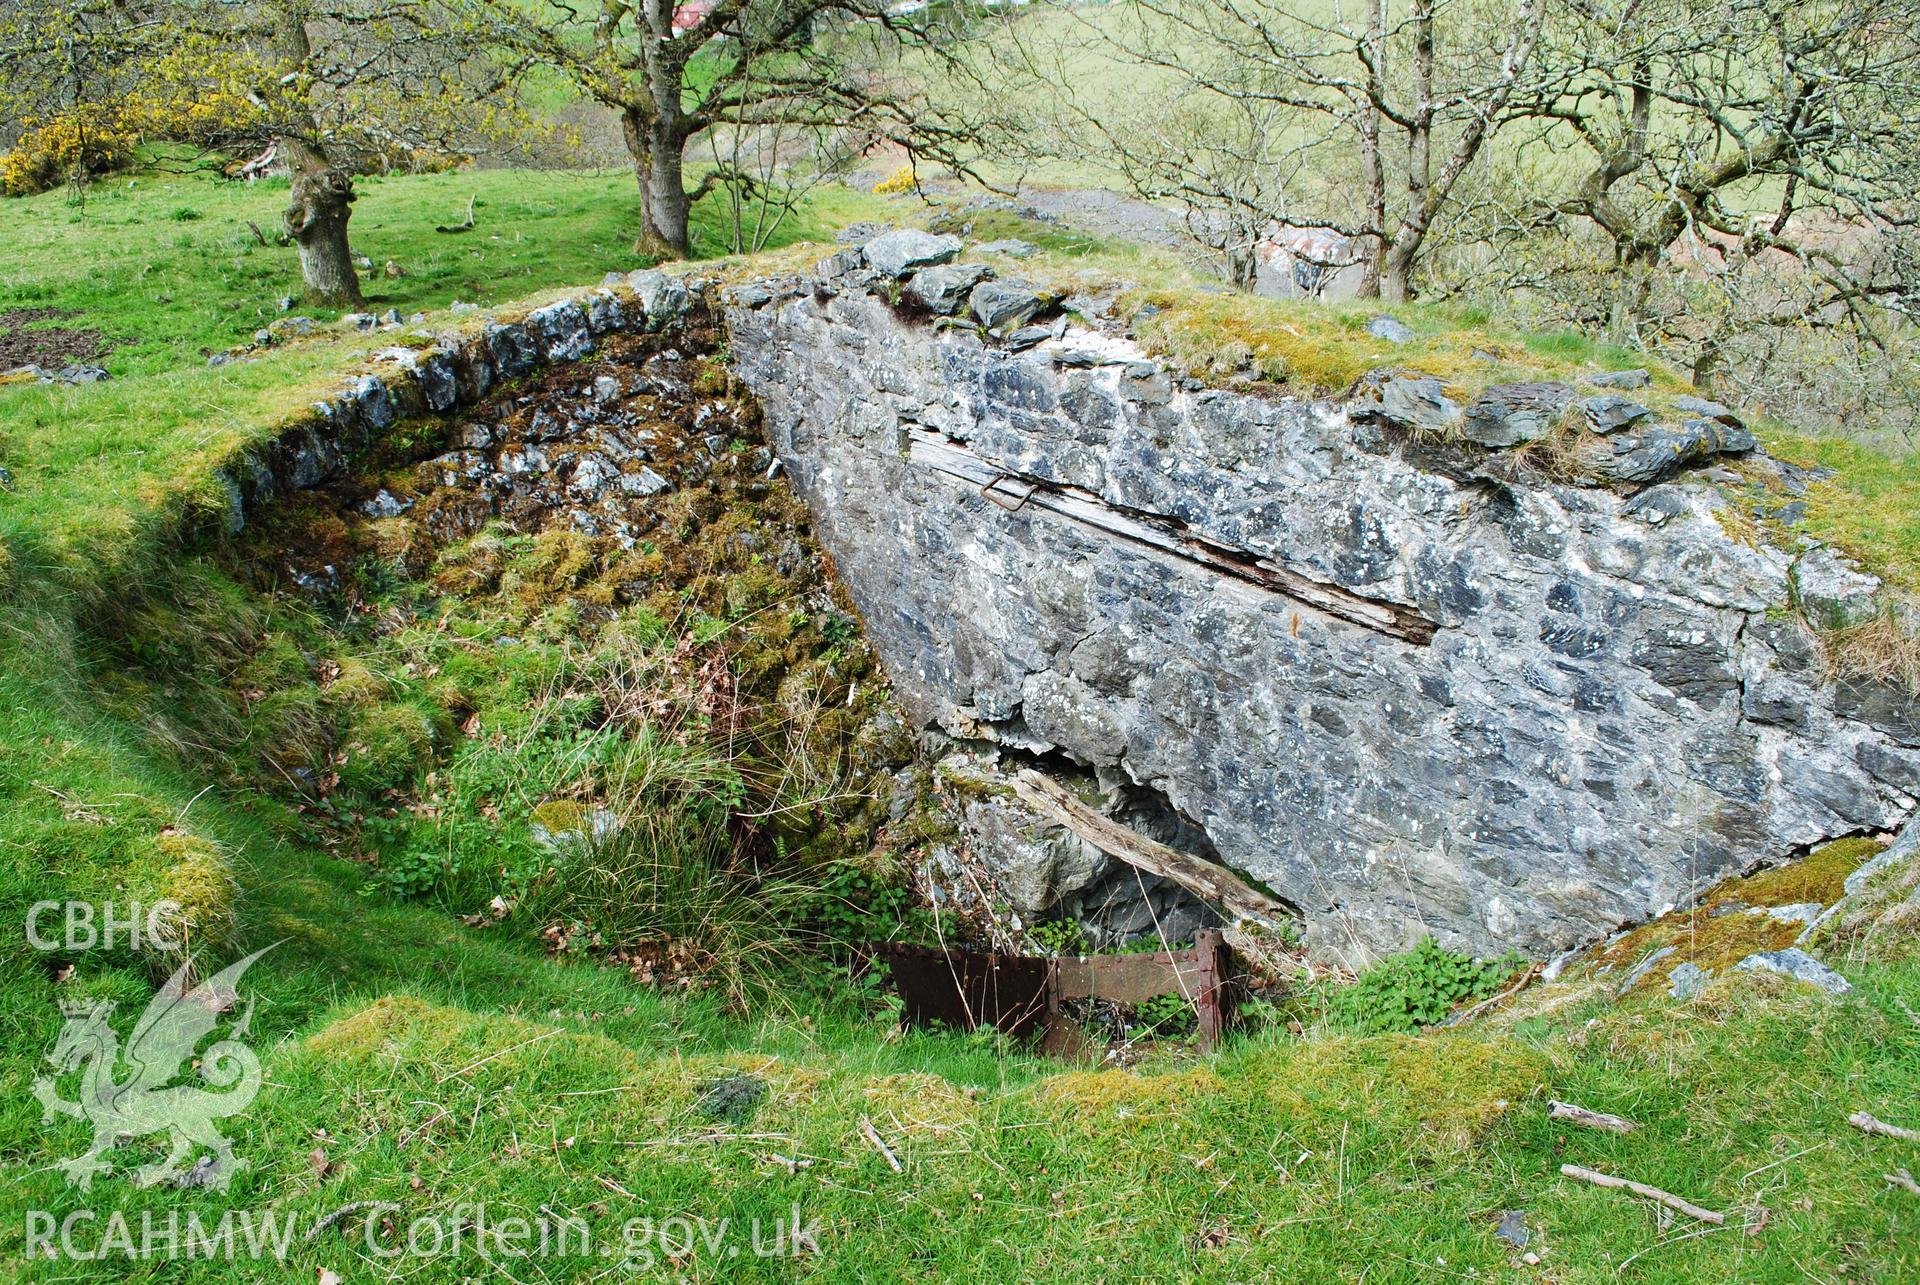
(726, 245, 1920, 963)
(200, 248, 1917, 965)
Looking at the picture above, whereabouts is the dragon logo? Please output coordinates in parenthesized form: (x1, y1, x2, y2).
(33, 945, 275, 1191)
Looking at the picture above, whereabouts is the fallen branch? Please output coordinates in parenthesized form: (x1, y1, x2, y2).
(435, 193, 477, 234)
(1549, 1100, 1639, 1134)
(1850, 1111, 1920, 1142)
(857, 1116, 902, 1172)
(1886, 1168, 1919, 1195)
(1560, 1164, 1725, 1225)
(305, 1201, 379, 1241)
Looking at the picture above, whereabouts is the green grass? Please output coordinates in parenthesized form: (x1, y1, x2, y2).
(0, 153, 886, 380)
(0, 159, 889, 597)
(1766, 433, 1920, 596)
(2, 160, 631, 379)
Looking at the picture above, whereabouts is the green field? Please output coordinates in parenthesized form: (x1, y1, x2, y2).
(0, 156, 886, 379)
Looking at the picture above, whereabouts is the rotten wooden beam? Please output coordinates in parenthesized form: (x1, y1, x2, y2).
(908, 433, 1437, 644)
(1008, 770, 1291, 925)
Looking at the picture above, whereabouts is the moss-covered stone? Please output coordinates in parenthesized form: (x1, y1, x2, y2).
(1580, 836, 1886, 995)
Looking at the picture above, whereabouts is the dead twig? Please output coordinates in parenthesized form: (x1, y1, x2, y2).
(857, 1117, 902, 1172)
(435, 193, 476, 234)
(1618, 1222, 1729, 1271)
(1850, 1111, 1920, 1142)
(1549, 1100, 1640, 1134)
(766, 1151, 814, 1175)
(435, 1028, 561, 1084)
(396, 1108, 448, 1150)
(1885, 1168, 1920, 1195)
(1560, 1164, 1725, 1225)
(1440, 963, 1541, 1026)
(305, 1201, 379, 1241)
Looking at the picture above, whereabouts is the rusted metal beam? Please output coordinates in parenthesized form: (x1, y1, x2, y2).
(879, 928, 1241, 1054)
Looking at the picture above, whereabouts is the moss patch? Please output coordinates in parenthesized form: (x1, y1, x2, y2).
(151, 828, 239, 955)
(1582, 837, 1886, 994)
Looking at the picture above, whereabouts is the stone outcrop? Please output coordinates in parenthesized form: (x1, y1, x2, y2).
(727, 266, 1920, 963)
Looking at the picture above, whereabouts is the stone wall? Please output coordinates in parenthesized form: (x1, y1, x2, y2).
(727, 257, 1920, 962)
(211, 272, 690, 537)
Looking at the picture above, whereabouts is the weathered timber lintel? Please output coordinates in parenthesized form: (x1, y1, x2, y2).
(907, 432, 1438, 644)
(1008, 770, 1293, 924)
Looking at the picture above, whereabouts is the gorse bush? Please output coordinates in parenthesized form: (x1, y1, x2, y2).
(1320, 937, 1520, 1034)
(3, 80, 263, 196)
(2, 110, 141, 196)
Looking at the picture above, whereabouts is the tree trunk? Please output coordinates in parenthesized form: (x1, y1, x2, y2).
(1608, 246, 1658, 343)
(281, 136, 360, 307)
(1405, 1, 1433, 215)
(621, 107, 692, 259)
(1380, 0, 1436, 305)
(1379, 236, 1418, 304)
(1357, 0, 1388, 299)
(642, 132, 691, 258)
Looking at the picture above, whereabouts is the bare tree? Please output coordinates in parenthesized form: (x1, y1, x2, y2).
(464, 0, 993, 259)
(3, 0, 535, 305)
(1513, 0, 1920, 363)
(1015, 0, 1548, 301)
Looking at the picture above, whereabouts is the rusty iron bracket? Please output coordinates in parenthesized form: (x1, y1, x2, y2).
(980, 475, 1040, 512)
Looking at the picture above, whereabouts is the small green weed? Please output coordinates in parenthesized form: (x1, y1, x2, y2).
(1027, 918, 1088, 956)
(1128, 991, 1196, 1038)
(1319, 937, 1520, 1034)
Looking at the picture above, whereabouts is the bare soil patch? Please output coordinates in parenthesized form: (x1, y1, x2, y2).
(0, 307, 111, 371)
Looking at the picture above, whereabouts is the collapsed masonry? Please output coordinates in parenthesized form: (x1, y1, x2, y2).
(205, 251, 1920, 964)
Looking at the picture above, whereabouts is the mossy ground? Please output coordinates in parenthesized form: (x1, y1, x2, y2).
(1577, 837, 1885, 997)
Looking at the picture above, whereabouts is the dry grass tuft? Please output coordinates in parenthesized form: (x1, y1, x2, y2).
(1821, 847, 1920, 966)
(1819, 608, 1920, 694)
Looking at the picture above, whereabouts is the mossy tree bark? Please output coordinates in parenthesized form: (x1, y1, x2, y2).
(623, 105, 693, 259)
(281, 135, 361, 307)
